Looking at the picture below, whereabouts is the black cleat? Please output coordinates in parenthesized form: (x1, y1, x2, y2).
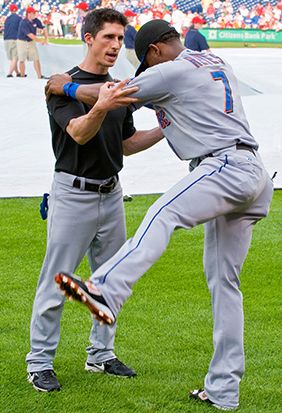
(54, 272, 114, 325)
(28, 370, 61, 392)
(85, 358, 136, 377)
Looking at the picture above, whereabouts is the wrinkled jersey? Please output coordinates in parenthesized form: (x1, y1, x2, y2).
(129, 49, 258, 160)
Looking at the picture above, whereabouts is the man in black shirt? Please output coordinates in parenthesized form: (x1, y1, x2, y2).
(26, 9, 163, 392)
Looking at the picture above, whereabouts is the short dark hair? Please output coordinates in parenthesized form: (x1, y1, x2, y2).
(84, 8, 128, 38)
(153, 29, 180, 45)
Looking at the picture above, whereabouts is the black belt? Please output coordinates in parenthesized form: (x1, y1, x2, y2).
(236, 143, 256, 155)
(205, 143, 256, 158)
(73, 177, 117, 193)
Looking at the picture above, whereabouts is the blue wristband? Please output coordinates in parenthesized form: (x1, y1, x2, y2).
(63, 82, 72, 96)
(63, 82, 79, 99)
(68, 83, 80, 99)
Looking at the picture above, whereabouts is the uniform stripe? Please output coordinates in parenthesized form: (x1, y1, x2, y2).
(102, 156, 229, 284)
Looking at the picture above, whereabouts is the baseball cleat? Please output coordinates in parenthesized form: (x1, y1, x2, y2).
(54, 272, 114, 325)
(85, 358, 137, 377)
(28, 370, 61, 392)
(189, 389, 237, 411)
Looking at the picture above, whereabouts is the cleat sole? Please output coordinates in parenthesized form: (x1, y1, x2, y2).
(54, 273, 114, 325)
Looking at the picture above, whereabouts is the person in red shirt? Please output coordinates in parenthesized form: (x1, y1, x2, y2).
(255, 3, 265, 16)
(206, 3, 215, 19)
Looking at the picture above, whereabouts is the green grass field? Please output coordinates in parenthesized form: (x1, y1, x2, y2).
(0, 191, 281, 413)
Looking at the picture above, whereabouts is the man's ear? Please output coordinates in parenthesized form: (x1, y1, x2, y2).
(84, 32, 94, 46)
(148, 43, 161, 57)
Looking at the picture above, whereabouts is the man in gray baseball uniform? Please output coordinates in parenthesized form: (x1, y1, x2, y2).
(54, 20, 273, 410)
(26, 10, 163, 393)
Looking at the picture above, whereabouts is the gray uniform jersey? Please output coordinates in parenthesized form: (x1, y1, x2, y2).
(129, 49, 258, 160)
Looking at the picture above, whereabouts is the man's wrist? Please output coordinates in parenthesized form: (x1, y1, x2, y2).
(63, 82, 79, 99)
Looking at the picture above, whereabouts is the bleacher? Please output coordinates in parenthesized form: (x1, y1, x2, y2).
(175, 0, 202, 14)
(0, 0, 89, 17)
(0, 0, 279, 20)
(231, 0, 277, 12)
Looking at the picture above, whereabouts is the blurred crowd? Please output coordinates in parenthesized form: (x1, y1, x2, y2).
(1, 0, 282, 38)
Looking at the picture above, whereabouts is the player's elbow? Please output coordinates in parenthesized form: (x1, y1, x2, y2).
(123, 141, 135, 156)
(66, 122, 88, 145)
(123, 146, 132, 156)
(68, 134, 87, 145)
(73, 135, 88, 145)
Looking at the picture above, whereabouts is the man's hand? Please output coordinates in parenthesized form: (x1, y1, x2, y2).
(45, 73, 72, 100)
(95, 79, 139, 112)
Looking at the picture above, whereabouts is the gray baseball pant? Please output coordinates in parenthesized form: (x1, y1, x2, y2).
(26, 171, 126, 372)
(90, 147, 273, 408)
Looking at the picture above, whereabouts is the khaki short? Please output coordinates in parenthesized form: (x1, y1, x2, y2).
(4, 39, 18, 60)
(17, 39, 39, 62)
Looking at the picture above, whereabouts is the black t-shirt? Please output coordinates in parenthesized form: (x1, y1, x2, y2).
(47, 66, 136, 179)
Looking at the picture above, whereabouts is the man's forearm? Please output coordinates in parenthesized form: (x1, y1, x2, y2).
(45, 74, 102, 105)
(123, 127, 164, 156)
(66, 104, 107, 145)
(74, 84, 101, 106)
(66, 81, 139, 145)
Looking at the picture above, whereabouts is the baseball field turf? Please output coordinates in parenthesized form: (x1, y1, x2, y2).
(0, 190, 281, 412)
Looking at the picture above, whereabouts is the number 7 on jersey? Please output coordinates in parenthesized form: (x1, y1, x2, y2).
(211, 71, 234, 114)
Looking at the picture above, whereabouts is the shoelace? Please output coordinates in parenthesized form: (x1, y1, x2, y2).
(40, 370, 56, 380)
(107, 358, 121, 367)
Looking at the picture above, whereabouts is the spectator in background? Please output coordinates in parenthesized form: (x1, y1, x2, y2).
(255, 2, 265, 16)
(41, 1, 50, 16)
(273, 4, 281, 20)
(206, 2, 215, 20)
(124, 9, 139, 69)
(17, 6, 48, 78)
(49, 7, 63, 37)
(3, 4, 22, 77)
(162, 5, 172, 23)
(238, 4, 249, 18)
(171, 5, 185, 34)
(234, 11, 244, 28)
(223, 0, 233, 16)
(138, 8, 152, 26)
(75, 1, 89, 40)
(184, 16, 210, 52)
(243, 14, 253, 29)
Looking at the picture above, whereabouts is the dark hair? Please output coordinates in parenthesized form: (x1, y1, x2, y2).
(153, 29, 180, 45)
(84, 8, 128, 38)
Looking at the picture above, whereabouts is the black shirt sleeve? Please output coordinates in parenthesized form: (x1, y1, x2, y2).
(122, 108, 136, 140)
(47, 95, 87, 132)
